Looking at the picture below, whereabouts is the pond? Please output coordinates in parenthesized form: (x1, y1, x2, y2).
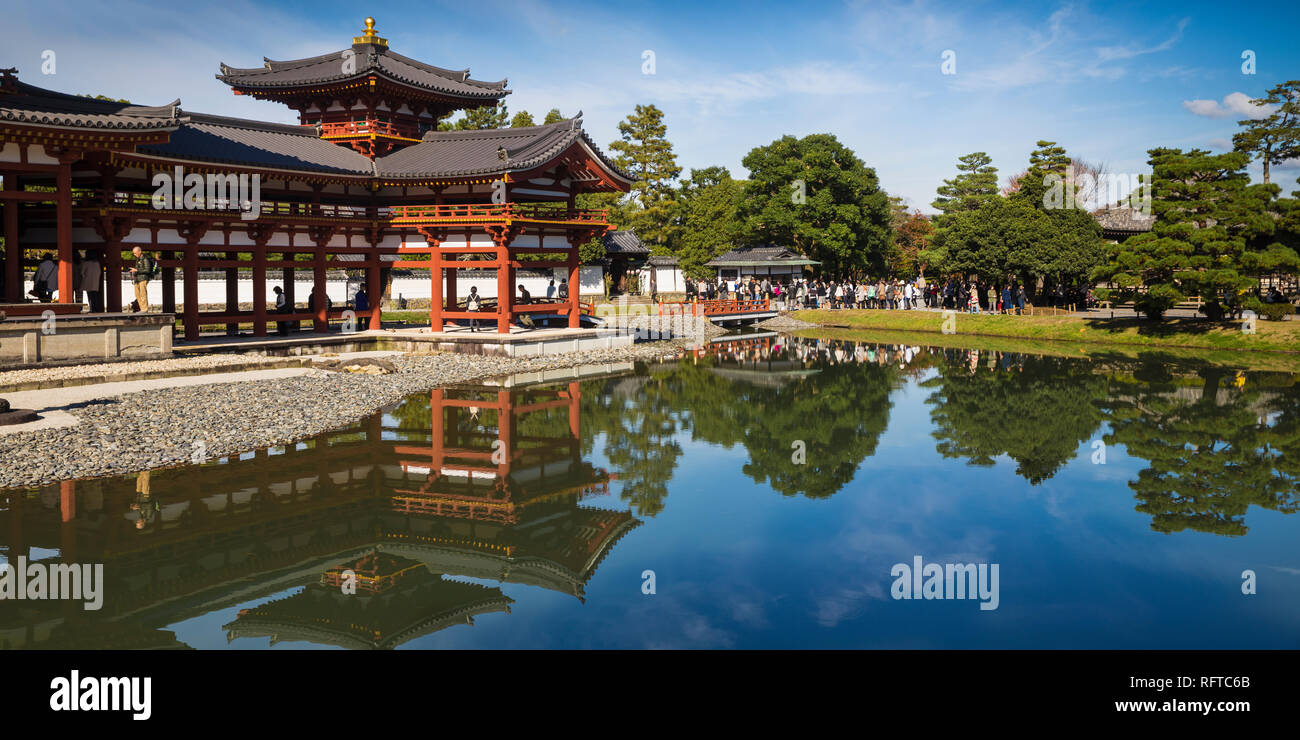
(2, 331, 1298, 649)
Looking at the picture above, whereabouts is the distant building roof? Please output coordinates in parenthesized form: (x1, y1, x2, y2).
(1093, 206, 1154, 237)
(602, 230, 649, 255)
(707, 245, 819, 267)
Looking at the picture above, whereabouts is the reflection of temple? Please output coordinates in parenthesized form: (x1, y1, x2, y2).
(0, 374, 638, 649)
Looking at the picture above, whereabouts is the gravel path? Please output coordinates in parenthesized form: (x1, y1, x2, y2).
(0, 354, 292, 388)
(0, 342, 685, 489)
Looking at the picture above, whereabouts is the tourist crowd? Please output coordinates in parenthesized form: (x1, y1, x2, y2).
(683, 275, 1098, 314)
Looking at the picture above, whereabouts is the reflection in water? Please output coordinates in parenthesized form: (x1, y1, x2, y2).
(1, 376, 637, 649)
(1, 333, 1298, 649)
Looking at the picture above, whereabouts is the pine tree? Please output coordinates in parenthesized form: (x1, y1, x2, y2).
(932, 152, 999, 222)
(1093, 148, 1272, 320)
(509, 110, 535, 128)
(608, 104, 682, 248)
(543, 108, 565, 125)
(439, 103, 510, 130)
(1233, 80, 1300, 185)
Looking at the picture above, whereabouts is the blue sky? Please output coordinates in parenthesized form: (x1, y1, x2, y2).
(5, 0, 1298, 211)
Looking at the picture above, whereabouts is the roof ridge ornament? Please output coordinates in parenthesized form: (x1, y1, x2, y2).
(353, 17, 389, 48)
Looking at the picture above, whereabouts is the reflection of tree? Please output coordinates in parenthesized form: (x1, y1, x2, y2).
(581, 381, 682, 517)
(731, 361, 897, 498)
(1102, 362, 1300, 536)
(583, 347, 901, 503)
(922, 351, 1108, 483)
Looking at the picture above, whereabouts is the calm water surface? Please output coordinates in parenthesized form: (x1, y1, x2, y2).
(2, 332, 1298, 649)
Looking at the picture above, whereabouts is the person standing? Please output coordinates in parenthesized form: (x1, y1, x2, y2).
(547, 279, 556, 300)
(80, 251, 104, 312)
(558, 278, 569, 301)
(465, 285, 483, 332)
(129, 246, 157, 312)
(274, 285, 291, 336)
(1016, 284, 1027, 315)
(33, 253, 57, 302)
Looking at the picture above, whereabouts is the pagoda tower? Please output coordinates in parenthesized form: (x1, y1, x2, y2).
(216, 17, 508, 157)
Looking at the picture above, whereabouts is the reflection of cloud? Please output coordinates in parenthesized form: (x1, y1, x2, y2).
(1183, 92, 1274, 120)
(815, 582, 886, 627)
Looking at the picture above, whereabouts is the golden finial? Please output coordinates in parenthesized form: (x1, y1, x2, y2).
(353, 17, 388, 47)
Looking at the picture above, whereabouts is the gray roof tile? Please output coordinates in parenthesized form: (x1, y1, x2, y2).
(217, 45, 508, 101)
(0, 80, 183, 130)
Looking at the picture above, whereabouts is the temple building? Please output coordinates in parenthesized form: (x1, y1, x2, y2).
(0, 18, 631, 339)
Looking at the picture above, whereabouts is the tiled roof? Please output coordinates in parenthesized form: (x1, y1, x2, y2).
(375, 116, 631, 180)
(139, 112, 375, 175)
(708, 246, 818, 265)
(217, 44, 508, 101)
(1093, 206, 1155, 233)
(602, 230, 648, 255)
(0, 80, 183, 130)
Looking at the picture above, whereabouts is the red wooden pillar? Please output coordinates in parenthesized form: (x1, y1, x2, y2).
(313, 246, 327, 333)
(445, 255, 458, 315)
(56, 162, 74, 303)
(429, 242, 443, 332)
(567, 242, 581, 328)
(3, 174, 21, 302)
(225, 250, 238, 335)
(282, 252, 295, 334)
(161, 249, 176, 314)
(105, 244, 122, 312)
(252, 245, 267, 337)
(367, 255, 382, 330)
(183, 242, 199, 339)
(496, 241, 512, 334)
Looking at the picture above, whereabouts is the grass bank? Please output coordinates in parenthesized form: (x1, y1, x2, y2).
(793, 309, 1300, 355)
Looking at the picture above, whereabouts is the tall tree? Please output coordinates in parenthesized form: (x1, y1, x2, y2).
(509, 110, 535, 128)
(1010, 140, 1072, 208)
(673, 166, 744, 278)
(542, 108, 565, 124)
(932, 152, 999, 222)
(1093, 148, 1275, 320)
(739, 133, 892, 277)
(1233, 80, 1300, 185)
(608, 104, 682, 249)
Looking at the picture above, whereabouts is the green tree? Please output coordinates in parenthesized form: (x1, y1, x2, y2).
(543, 108, 565, 125)
(739, 133, 892, 277)
(1232, 80, 1300, 185)
(932, 152, 999, 223)
(509, 110, 535, 128)
(672, 166, 744, 278)
(607, 104, 682, 249)
(440, 102, 509, 130)
(1010, 140, 1072, 209)
(1093, 148, 1276, 320)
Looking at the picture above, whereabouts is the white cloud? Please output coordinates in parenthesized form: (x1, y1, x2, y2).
(1183, 92, 1274, 120)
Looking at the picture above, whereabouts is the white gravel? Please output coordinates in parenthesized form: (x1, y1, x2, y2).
(0, 341, 687, 489)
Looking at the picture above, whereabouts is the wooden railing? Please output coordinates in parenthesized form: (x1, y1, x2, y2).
(71, 193, 608, 226)
(319, 119, 415, 139)
(390, 203, 610, 224)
